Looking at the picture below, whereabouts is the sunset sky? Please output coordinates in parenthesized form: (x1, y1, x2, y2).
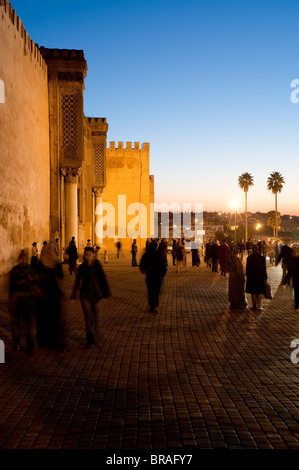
(10, 0, 299, 215)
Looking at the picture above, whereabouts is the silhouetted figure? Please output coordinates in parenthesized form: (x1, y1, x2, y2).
(218, 240, 230, 276)
(246, 244, 267, 311)
(172, 239, 177, 265)
(205, 239, 212, 268)
(210, 240, 219, 273)
(9, 250, 36, 353)
(146, 238, 151, 253)
(158, 238, 168, 266)
(237, 239, 245, 263)
(66, 239, 78, 275)
(191, 241, 200, 267)
(54, 238, 60, 258)
(35, 245, 65, 349)
(174, 239, 186, 273)
(246, 239, 253, 256)
(40, 240, 48, 258)
(131, 239, 138, 266)
(116, 241, 122, 258)
(71, 247, 111, 348)
(261, 240, 268, 258)
(31, 242, 39, 268)
(274, 242, 279, 264)
(289, 247, 299, 311)
(227, 247, 246, 310)
(94, 245, 101, 261)
(139, 240, 167, 313)
(276, 242, 293, 286)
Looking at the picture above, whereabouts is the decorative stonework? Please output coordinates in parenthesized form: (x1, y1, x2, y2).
(93, 142, 105, 185)
(61, 93, 79, 159)
(61, 167, 81, 184)
(91, 131, 106, 136)
(93, 187, 104, 197)
(58, 72, 84, 81)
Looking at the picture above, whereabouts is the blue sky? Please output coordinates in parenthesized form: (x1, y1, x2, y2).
(9, 0, 299, 215)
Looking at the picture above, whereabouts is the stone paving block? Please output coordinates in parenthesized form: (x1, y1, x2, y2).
(0, 261, 299, 449)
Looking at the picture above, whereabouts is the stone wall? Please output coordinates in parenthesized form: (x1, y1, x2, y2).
(0, 0, 50, 274)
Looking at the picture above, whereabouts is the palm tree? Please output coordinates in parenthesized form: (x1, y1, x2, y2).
(238, 172, 254, 242)
(267, 210, 281, 238)
(267, 172, 285, 238)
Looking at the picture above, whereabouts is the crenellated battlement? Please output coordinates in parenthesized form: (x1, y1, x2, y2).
(86, 117, 107, 124)
(0, 0, 47, 70)
(39, 47, 85, 60)
(108, 142, 150, 151)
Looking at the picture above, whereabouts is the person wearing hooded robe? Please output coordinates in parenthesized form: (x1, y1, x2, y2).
(218, 239, 230, 276)
(245, 244, 267, 311)
(35, 245, 65, 349)
(227, 247, 247, 310)
(139, 240, 167, 312)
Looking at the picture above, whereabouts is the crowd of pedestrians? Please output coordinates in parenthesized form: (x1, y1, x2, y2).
(7, 234, 299, 354)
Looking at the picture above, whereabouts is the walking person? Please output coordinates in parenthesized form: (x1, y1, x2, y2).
(116, 241, 122, 258)
(245, 244, 267, 311)
(40, 240, 48, 258)
(71, 247, 111, 348)
(237, 239, 245, 263)
(30, 242, 39, 268)
(276, 241, 293, 286)
(289, 246, 299, 312)
(174, 239, 186, 273)
(94, 245, 101, 261)
(191, 241, 200, 267)
(139, 240, 167, 313)
(35, 245, 66, 349)
(210, 240, 219, 273)
(227, 247, 247, 310)
(9, 250, 36, 353)
(205, 239, 212, 268)
(66, 238, 78, 275)
(246, 239, 253, 256)
(218, 239, 230, 276)
(158, 238, 168, 266)
(172, 239, 177, 265)
(131, 239, 138, 266)
(54, 238, 60, 258)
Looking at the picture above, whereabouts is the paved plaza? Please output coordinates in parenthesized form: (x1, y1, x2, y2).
(0, 253, 299, 451)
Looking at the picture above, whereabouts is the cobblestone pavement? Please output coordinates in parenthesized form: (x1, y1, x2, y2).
(0, 254, 298, 450)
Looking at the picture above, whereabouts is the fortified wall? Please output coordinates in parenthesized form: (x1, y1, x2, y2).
(103, 141, 152, 254)
(0, 0, 50, 274)
(82, 130, 154, 255)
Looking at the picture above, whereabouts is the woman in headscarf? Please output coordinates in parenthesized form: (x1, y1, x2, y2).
(227, 247, 247, 310)
(35, 244, 66, 349)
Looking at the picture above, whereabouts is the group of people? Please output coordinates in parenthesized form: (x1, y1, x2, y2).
(9, 233, 299, 354)
(10, 244, 66, 353)
(9, 240, 112, 353)
(204, 236, 299, 312)
(65, 238, 109, 274)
